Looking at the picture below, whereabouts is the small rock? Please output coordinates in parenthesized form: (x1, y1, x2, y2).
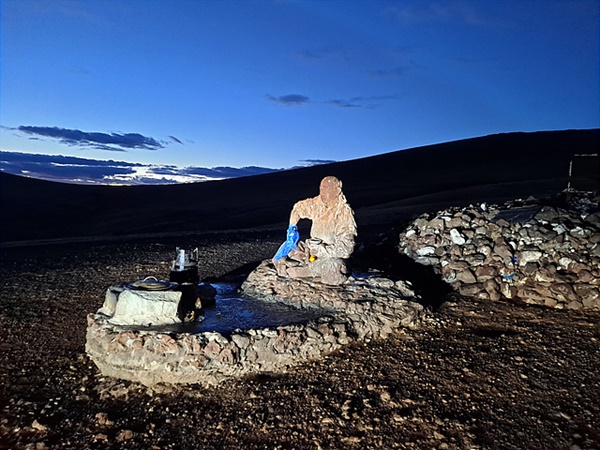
(459, 283, 482, 297)
(535, 206, 559, 222)
(416, 246, 436, 256)
(449, 229, 466, 245)
(518, 250, 543, 266)
(456, 269, 476, 284)
(95, 412, 114, 427)
(31, 420, 47, 432)
(116, 429, 135, 442)
(523, 262, 539, 275)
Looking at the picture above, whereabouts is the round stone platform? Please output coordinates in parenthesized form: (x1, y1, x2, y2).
(86, 260, 424, 387)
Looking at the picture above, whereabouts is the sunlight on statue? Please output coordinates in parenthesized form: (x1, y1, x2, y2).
(273, 176, 357, 285)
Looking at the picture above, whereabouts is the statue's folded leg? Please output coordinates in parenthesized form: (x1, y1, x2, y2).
(287, 247, 307, 264)
(310, 257, 348, 285)
(274, 255, 349, 285)
(273, 258, 312, 279)
(273, 259, 288, 277)
(286, 265, 313, 279)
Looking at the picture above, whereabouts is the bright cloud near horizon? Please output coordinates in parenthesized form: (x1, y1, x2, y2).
(1, 0, 598, 171)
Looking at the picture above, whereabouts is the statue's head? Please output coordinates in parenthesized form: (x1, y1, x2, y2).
(319, 176, 343, 205)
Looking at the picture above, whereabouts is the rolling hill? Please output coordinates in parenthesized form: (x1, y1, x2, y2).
(1, 129, 598, 244)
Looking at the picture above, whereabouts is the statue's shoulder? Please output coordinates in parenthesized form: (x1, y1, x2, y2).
(341, 201, 355, 215)
(293, 196, 319, 208)
(339, 202, 357, 232)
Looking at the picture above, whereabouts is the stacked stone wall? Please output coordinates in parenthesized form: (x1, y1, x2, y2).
(398, 193, 600, 310)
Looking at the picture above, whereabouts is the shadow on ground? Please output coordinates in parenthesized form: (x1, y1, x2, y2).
(351, 228, 452, 310)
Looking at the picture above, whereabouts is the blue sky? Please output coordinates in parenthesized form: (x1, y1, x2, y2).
(1, 0, 598, 171)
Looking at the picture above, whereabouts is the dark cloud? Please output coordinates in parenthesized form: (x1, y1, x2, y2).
(326, 95, 399, 109)
(0, 151, 138, 183)
(267, 94, 310, 106)
(267, 93, 397, 109)
(148, 166, 180, 175)
(0, 151, 142, 168)
(17, 126, 164, 151)
(298, 159, 336, 166)
(266, 93, 399, 109)
(326, 99, 364, 109)
(169, 135, 183, 144)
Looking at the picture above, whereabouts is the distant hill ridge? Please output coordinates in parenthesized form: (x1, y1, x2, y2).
(1, 129, 598, 243)
(0, 151, 284, 185)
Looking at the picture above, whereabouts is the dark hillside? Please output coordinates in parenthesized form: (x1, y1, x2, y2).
(1, 129, 598, 243)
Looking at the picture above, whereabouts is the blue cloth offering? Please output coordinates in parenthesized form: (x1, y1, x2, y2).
(273, 224, 300, 261)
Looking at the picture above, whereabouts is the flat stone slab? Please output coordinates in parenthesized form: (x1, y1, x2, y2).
(106, 287, 182, 326)
(86, 261, 424, 387)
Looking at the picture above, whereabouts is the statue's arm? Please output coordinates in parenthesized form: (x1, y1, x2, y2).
(289, 198, 314, 225)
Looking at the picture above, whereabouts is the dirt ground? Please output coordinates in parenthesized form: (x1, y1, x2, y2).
(1, 230, 599, 450)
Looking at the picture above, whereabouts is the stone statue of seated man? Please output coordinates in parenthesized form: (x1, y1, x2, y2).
(273, 176, 357, 285)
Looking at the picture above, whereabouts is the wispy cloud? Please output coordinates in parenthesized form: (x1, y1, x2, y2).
(16, 126, 165, 151)
(268, 94, 397, 109)
(267, 94, 311, 106)
(68, 66, 94, 76)
(295, 47, 351, 63)
(385, 1, 486, 26)
(389, 46, 415, 58)
(369, 67, 410, 78)
(326, 99, 364, 109)
(169, 135, 183, 144)
(295, 50, 323, 61)
(326, 95, 399, 109)
(368, 59, 423, 78)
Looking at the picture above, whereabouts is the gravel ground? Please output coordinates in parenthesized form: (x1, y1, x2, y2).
(1, 230, 599, 450)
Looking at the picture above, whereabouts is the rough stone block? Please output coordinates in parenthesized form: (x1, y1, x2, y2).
(109, 289, 182, 326)
(449, 229, 466, 245)
(98, 286, 124, 317)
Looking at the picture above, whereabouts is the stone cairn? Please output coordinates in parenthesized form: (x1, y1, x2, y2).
(398, 192, 600, 310)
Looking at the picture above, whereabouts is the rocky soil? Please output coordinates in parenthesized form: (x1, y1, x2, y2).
(1, 229, 599, 449)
